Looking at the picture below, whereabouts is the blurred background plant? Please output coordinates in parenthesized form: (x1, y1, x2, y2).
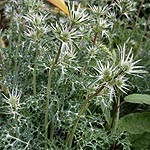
(0, 0, 149, 149)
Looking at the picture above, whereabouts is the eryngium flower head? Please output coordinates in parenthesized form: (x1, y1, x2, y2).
(51, 22, 82, 44)
(69, 2, 89, 26)
(90, 5, 110, 17)
(2, 87, 22, 117)
(94, 61, 116, 82)
(114, 76, 129, 94)
(118, 44, 147, 76)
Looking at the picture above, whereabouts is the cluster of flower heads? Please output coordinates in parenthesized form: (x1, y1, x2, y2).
(1, 0, 146, 105)
(50, 2, 89, 46)
(94, 43, 146, 95)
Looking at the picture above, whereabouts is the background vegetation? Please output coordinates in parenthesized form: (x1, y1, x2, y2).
(0, 0, 150, 149)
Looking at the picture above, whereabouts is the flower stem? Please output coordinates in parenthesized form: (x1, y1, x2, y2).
(66, 84, 105, 148)
(45, 42, 63, 147)
(111, 94, 120, 133)
(33, 44, 39, 97)
(14, 26, 22, 85)
(93, 32, 98, 45)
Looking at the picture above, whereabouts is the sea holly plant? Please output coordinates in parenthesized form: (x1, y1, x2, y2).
(65, 42, 146, 148)
(0, 0, 149, 149)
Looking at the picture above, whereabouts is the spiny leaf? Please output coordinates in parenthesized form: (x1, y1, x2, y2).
(124, 94, 150, 105)
(47, 0, 69, 16)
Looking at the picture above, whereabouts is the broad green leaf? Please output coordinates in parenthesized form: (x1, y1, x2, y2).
(124, 94, 150, 105)
(48, 0, 69, 16)
(129, 133, 150, 150)
(119, 112, 150, 134)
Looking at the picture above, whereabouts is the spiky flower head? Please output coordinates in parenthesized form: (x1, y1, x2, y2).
(87, 46, 99, 59)
(90, 5, 110, 17)
(51, 22, 82, 44)
(24, 13, 49, 40)
(94, 61, 116, 83)
(69, 2, 89, 26)
(114, 76, 129, 94)
(2, 87, 22, 118)
(118, 44, 147, 76)
(94, 43, 147, 95)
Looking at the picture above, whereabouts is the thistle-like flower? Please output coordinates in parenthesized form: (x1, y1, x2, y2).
(114, 76, 129, 94)
(115, 0, 137, 19)
(24, 13, 49, 40)
(94, 43, 146, 94)
(94, 61, 116, 83)
(87, 46, 99, 59)
(51, 22, 82, 44)
(68, 2, 89, 26)
(118, 44, 147, 76)
(90, 5, 110, 17)
(2, 87, 22, 117)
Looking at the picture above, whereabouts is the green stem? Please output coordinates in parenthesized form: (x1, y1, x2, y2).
(66, 84, 105, 148)
(133, 0, 144, 34)
(50, 122, 55, 140)
(139, 15, 150, 48)
(0, 51, 4, 84)
(14, 26, 22, 85)
(33, 64, 37, 97)
(45, 42, 63, 147)
(33, 43, 39, 97)
(111, 94, 120, 133)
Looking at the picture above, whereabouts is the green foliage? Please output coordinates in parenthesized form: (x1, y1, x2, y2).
(119, 112, 150, 134)
(119, 93, 150, 149)
(0, 0, 149, 149)
(124, 94, 150, 105)
(119, 112, 150, 149)
(129, 133, 150, 150)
